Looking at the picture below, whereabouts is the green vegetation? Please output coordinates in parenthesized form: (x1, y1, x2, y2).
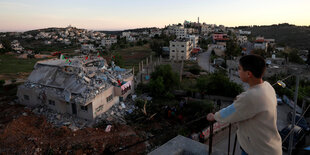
(149, 64, 180, 98)
(288, 49, 305, 64)
(188, 64, 201, 75)
(0, 54, 45, 74)
(196, 72, 244, 98)
(150, 34, 176, 56)
(266, 74, 310, 103)
(199, 38, 212, 50)
(238, 23, 310, 50)
(0, 39, 12, 54)
(226, 39, 242, 58)
(110, 44, 154, 69)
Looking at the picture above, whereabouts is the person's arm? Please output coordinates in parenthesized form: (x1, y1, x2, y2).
(214, 92, 262, 123)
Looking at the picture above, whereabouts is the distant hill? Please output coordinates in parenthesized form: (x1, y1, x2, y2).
(236, 23, 310, 50)
(98, 27, 158, 35)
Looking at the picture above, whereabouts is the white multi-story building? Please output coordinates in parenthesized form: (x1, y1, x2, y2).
(101, 39, 112, 47)
(239, 30, 251, 35)
(121, 32, 131, 38)
(189, 35, 199, 48)
(127, 35, 136, 42)
(175, 26, 187, 39)
(254, 40, 267, 51)
(169, 39, 193, 61)
(81, 44, 95, 53)
(237, 35, 247, 45)
(150, 29, 162, 37)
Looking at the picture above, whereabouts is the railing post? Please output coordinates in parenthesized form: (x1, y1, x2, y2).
(233, 134, 237, 155)
(228, 123, 231, 154)
(209, 121, 214, 155)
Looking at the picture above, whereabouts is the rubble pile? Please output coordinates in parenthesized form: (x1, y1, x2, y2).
(0, 102, 147, 154)
(95, 99, 137, 125)
(24, 98, 137, 131)
(21, 56, 132, 105)
(30, 105, 89, 131)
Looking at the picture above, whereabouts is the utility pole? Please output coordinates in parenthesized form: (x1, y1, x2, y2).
(288, 75, 299, 155)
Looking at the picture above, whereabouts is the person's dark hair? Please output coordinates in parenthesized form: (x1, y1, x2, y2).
(239, 54, 266, 78)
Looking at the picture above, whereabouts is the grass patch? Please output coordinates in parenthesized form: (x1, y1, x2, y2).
(115, 44, 155, 69)
(0, 54, 47, 74)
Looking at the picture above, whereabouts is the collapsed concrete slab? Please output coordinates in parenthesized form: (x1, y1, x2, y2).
(17, 56, 134, 121)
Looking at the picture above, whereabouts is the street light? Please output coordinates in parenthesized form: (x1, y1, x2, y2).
(276, 76, 299, 155)
(277, 80, 286, 88)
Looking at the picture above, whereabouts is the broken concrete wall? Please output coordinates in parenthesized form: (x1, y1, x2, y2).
(114, 76, 134, 101)
(17, 85, 40, 107)
(44, 89, 67, 114)
(76, 102, 93, 120)
(92, 86, 119, 119)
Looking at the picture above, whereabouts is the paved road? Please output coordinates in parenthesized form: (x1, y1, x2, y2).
(197, 49, 215, 73)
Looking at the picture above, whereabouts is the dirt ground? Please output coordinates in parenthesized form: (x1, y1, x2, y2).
(0, 103, 147, 155)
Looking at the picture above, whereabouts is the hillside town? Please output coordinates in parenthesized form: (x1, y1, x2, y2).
(1, 17, 310, 155)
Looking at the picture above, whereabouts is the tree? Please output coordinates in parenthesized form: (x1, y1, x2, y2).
(112, 53, 124, 67)
(226, 39, 241, 58)
(189, 64, 201, 75)
(150, 40, 165, 56)
(288, 49, 305, 64)
(149, 64, 180, 97)
(196, 72, 243, 98)
(0, 39, 12, 53)
(306, 50, 310, 65)
(149, 76, 165, 97)
(199, 38, 211, 50)
(252, 49, 267, 58)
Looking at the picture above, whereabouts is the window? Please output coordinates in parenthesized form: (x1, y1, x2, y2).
(181, 51, 184, 53)
(172, 45, 175, 47)
(96, 105, 103, 112)
(106, 94, 113, 103)
(81, 105, 88, 111)
(24, 95, 29, 100)
(181, 45, 184, 47)
(172, 50, 175, 52)
(48, 100, 55, 106)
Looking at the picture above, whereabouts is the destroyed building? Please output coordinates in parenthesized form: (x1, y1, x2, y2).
(17, 56, 134, 120)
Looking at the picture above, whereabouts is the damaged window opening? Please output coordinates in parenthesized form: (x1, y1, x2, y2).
(48, 100, 55, 106)
(24, 95, 29, 100)
(96, 105, 103, 112)
(121, 85, 131, 95)
(81, 105, 88, 111)
(106, 94, 113, 103)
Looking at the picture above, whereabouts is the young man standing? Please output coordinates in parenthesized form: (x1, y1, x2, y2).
(207, 55, 282, 155)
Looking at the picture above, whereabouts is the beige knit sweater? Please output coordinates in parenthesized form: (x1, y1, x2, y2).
(215, 81, 282, 155)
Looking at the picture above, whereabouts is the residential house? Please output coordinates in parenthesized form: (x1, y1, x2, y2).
(189, 35, 199, 48)
(175, 26, 187, 39)
(238, 30, 251, 35)
(212, 33, 229, 43)
(17, 56, 134, 121)
(237, 35, 247, 45)
(254, 37, 267, 51)
(81, 44, 95, 53)
(169, 39, 193, 61)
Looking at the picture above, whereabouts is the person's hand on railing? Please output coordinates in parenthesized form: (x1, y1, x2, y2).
(207, 113, 215, 122)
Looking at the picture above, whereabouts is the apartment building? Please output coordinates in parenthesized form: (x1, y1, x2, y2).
(169, 39, 193, 61)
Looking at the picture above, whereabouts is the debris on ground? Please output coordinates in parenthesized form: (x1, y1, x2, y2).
(0, 102, 146, 154)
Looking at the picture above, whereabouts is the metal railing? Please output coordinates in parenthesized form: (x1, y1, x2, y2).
(207, 121, 237, 155)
